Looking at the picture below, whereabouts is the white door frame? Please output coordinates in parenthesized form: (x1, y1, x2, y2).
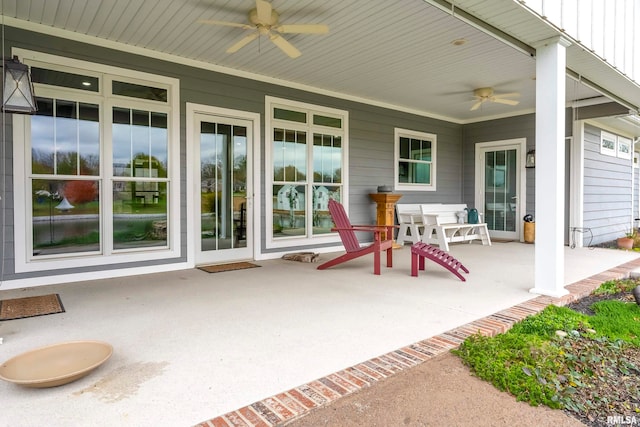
(475, 138, 527, 241)
(186, 103, 261, 266)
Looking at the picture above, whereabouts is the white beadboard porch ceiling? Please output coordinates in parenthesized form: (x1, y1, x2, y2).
(3, 0, 636, 124)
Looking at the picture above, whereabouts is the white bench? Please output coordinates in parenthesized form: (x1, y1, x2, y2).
(420, 204, 491, 252)
(396, 203, 430, 245)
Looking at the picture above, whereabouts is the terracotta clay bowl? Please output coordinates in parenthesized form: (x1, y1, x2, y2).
(0, 340, 113, 388)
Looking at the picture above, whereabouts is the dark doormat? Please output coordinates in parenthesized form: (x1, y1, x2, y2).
(198, 262, 260, 273)
(491, 238, 515, 243)
(0, 294, 65, 321)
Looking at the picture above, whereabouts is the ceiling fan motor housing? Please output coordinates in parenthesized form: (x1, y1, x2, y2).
(249, 8, 279, 27)
(474, 87, 494, 98)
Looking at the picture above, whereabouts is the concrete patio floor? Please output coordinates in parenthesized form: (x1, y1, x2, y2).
(0, 242, 638, 427)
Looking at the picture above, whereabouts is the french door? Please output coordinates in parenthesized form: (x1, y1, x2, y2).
(475, 139, 526, 241)
(193, 113, 253, 264)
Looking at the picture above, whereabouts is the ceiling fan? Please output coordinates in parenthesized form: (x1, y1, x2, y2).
(198, 0, 329, 58)
(470, 87, 520, 111)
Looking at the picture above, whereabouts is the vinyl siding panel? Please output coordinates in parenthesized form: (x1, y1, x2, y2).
(582, 123, 634, 245)
(346, 105, 463, 225)
(461, 114, 536, 215)
(635, 166, 639, 223)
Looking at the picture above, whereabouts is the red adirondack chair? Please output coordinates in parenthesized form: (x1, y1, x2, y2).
(317, 199, 394, 275)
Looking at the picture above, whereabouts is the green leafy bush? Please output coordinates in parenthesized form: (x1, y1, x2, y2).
(509, 305, 590, 338)
(454, 330, 563, 407)
(589, 300, 640, 346)
(593, 278, 640, 295)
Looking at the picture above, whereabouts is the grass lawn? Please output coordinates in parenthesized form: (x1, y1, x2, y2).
(453, 278, 640, 426)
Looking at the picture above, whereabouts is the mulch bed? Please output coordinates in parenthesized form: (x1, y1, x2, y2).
(562, 290, 640, 427)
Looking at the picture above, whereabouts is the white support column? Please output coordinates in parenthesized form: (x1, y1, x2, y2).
(531, 37, 571, 297)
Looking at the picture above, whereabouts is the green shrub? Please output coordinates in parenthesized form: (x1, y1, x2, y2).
(509, 305, 590, 338)
(593, 278, 640, 295)
(590, 300, 640, 346)
(454, 333, 563, 407)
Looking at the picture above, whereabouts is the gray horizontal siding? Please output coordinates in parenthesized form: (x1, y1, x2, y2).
(582, 123, 634, 245)
(346, 104, 463, 228)
(635, 167, 639, 222)
(461, 114, 536, 214)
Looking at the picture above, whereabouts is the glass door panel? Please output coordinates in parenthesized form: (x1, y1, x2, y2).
(195, 114, 252, 264)
(484, 149, 517, 233)
(477, 142, 522, 241)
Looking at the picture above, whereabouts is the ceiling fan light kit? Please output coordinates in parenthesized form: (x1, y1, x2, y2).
(199, 0, 329, 58)
(470, 86, 520, 111)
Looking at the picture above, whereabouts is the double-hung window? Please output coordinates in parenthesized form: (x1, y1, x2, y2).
(394, 128, 437, 191)
(266, 97, 348, 248)
(13, 51, 179, 272)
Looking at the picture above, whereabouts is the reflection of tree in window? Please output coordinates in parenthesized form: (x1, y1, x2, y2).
(31, 97, 100, 176)
(274, 166, 306, 182)
(63, 181, 98, 204)
(273, 128, 306, 182)
(112, 107, 168, 178)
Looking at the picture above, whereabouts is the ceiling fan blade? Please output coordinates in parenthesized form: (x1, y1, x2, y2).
(227, 32, 259, 53)
(197, 19, 253, 30)
(470, 101, 483, 111)
(270, 34, 301, 58)
(492, 98, 520, 106)
(275, 24, 329, 34)
(493, 92, 520, 99)
(256, 0, 272, 23)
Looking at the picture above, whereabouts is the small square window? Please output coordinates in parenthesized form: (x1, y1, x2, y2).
(600, 131, 617, 157)
(617, 136, 632, 160)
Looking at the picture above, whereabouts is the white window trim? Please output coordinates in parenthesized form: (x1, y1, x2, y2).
(617, 136, 632, 160)
(600, 130, 617, 157)
(12, 49, 181, 273)
(265, 96, 348, 249)
(394, 128, 437, 192)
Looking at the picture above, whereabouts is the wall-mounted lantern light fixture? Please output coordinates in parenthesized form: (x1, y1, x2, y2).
(2, 56, 37, 114)
(525, 149, 535, 168)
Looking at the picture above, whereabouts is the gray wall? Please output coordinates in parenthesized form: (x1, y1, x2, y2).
(635, 164, 639, 224)
(461, 114, 536, 215)
(0, 27, 465, 280)
(582, 124, 635, 245)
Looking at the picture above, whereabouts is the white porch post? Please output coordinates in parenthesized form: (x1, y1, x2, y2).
(531, 37, 571, 297)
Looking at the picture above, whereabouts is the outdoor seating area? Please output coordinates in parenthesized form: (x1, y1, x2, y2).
(396, 203, 492, 251)
(317, 199, 394, 275)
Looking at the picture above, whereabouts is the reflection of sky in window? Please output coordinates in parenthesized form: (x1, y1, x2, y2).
(199, 133, 247, 180)
(31, 116, 55, 156)
(234, 136, 246, 160)
(31, 114, 99, 175)
(273, 141, 306, 181)
(112, 121, 168, 172)
(313, 145, 341, 182)
(200, 133, 225, 165)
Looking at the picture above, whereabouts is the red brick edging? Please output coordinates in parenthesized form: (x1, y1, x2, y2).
(195, 258, 640, 427)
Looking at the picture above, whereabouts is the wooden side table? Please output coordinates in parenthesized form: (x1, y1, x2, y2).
(369, 192, 402, 247)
